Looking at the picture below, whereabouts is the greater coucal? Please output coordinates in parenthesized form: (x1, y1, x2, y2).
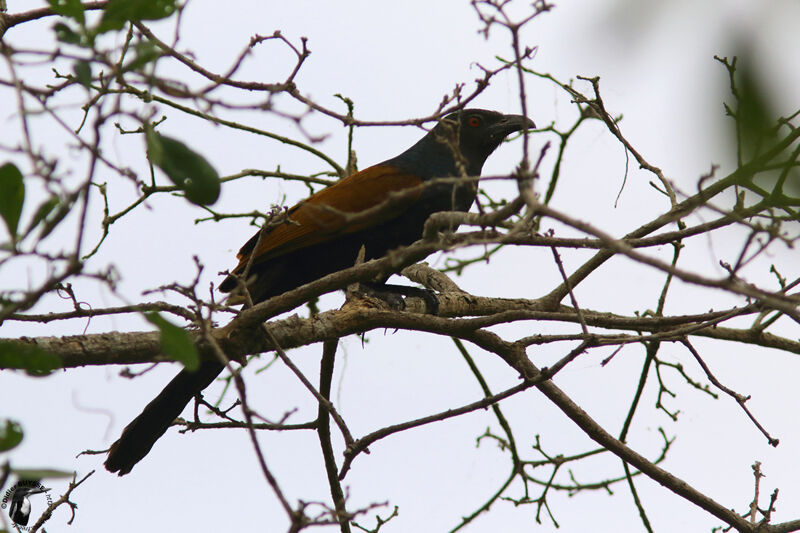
(104, 108, 534, 475)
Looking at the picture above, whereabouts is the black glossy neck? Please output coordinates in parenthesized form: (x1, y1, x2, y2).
(382, 127, 485, 179)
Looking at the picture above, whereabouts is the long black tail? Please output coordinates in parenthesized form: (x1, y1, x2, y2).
(104, 360, 225, 475)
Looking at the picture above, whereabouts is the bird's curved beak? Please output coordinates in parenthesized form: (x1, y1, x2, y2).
(489, 114, 536, 141)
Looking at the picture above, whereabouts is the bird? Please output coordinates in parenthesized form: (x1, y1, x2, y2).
(9, 485, 50, 526)
(104, 108, 534, 475)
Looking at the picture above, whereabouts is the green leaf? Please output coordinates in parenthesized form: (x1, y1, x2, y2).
(73, 59, 92, 89)
(53, 22, 83, 45)
(48, 0, 86, 24)
(12, 468, 74, 479)
(22, 196, 59, 239)
(145, 129, 220, 206)
(37, 195, 75, 240)
(0, 420, 24, 452)
(0, 341, 62, 377)
(124, 41, 161, 73)
(97, 0, 178, 33)
(735, 57, 777, 161)
(144, 313, 200, 371)
(0, 163, 24, 242)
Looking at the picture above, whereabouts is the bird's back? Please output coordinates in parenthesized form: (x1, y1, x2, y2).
(220, 126, 477, 302)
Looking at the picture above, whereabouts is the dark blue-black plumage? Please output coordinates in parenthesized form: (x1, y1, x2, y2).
(104, 109, 533, 475)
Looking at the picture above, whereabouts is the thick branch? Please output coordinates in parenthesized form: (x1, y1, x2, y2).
(7, 292, 798, 370)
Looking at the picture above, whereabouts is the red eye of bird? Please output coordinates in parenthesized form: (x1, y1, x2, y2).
(468, 116, 481, 127)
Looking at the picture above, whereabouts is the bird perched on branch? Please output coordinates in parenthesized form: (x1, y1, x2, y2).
(9, 485, 50, 526)
(104, 108, 534, 475)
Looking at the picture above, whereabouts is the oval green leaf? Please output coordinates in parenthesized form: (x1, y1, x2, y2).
(0, 341, 61, 377)
(73, 59, 92, 89)
(144, 312, 200, 371)
(98, 0, 178, 33)
(53, 22, 83, 45)
(0, 419, 24, 452)
(0, 163, 25, 241)
(23, 196, 59, 239)
(48, 0, 86, 24)
(37, 194, 75, 240)
(145, 130, 220, 206)
(12, 468, 75, 479)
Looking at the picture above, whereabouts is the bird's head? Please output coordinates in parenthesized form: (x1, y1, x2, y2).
(13, 486, 50, 499)
(435, 109, 535, 174)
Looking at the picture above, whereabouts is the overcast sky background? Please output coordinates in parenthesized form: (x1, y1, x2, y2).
(2, 1, 800, 531)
